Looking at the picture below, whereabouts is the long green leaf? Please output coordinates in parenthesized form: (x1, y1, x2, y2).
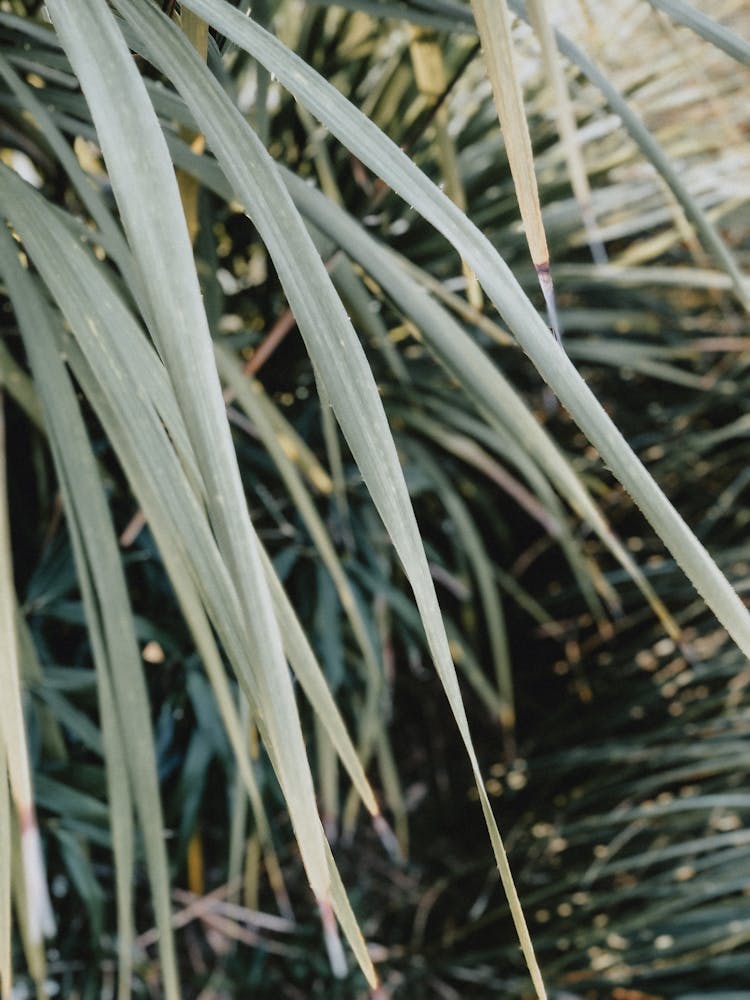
(409, 443, 513, 728)
(217, 346, 388, 809)
(0, 395, 54, 955)
(0, 741, 10, 1000)
(0, 342, 44, 433)
(526, 0, 606, 264)
(644, 0, 750, 65)
(470, 0, 561, 339)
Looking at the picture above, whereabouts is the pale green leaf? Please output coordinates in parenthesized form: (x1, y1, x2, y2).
(0, 741, 10, 1000)
(470, 0, 560, 339)
(0, 386, 54, 952)
(644, 0, 750, 64)
(526, 0, 606, 264)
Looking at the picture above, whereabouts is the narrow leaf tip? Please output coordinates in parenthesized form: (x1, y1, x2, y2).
(21, 821, 56, 943)
(319, 896, 348, 979)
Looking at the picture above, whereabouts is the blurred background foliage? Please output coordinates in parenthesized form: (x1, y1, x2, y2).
(1, 0, 749, 996)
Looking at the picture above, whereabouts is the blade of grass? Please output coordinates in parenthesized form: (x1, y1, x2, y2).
(259, 546, 380, 819)
(553, 262, 734, 291)
(346, 551, 509, 720)
(222, 346, 392, 822)
(403, 388, 610, 617)
(9, 811, 45, 991)
(179, 617, 296, 920)
(174, 8, 208, 246)
(217, 346, 389, 820)
(644, 0, 750, 65)
(249, 388, 334, 495)
(0, 393, 55, 953)
(0, 342, 44, 433)
(526, 0, 607, 264)
(393, 403, 562, 538)
(328, 252, 409, 383)
(470, 0, 561, 340)
(409, 26, 483, 306)
(322, 834, 381, 984)
(316, 717, 339, 842)
(227, 693, 251, 904)
(374, 725, 409, 858)
(16, 616, 67, 764)
(0, 741, 10, 1000)
(315, 373, 354, 551)
(566, 339, 723, 390)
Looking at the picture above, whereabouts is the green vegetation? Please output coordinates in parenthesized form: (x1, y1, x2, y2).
(0, 0, 748, 996)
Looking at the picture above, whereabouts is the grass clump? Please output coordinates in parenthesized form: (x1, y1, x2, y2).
(0, 0, 748, 996)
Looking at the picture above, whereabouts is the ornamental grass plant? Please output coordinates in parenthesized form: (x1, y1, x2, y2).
(0, 0, 748, 997)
